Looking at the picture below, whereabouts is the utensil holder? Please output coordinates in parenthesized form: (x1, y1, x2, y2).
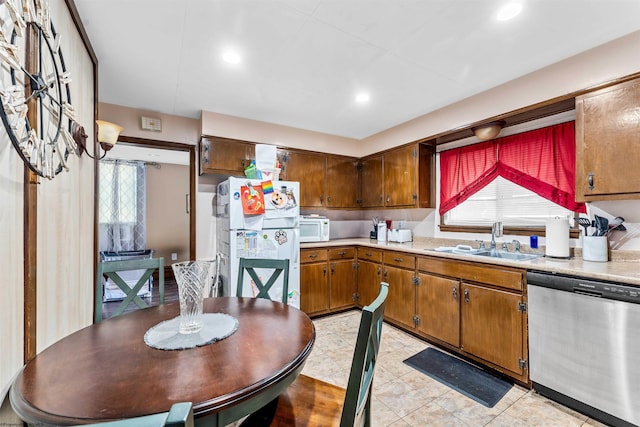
(582, 235, 608, 262)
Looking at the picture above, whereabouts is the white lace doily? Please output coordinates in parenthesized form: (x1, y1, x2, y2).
(144, 313, 239, 350)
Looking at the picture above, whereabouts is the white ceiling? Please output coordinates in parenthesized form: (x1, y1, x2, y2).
(74, 0, 640, 140)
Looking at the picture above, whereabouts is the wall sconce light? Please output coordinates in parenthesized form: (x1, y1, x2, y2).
(77, 120, 123, 159)
(471, 120, 506, 141)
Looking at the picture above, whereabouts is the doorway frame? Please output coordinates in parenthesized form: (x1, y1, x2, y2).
(94, 135, 197, 270)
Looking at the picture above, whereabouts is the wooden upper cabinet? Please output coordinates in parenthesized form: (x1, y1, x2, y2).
(326, 155, 359, 208)
(199, 136, 254, 175)
(359, 143, 434, 209)
(384, 144, 417, 207)
(359, 155, 384, 208)
(280, 150, 326, 207)
(576, 77, 640, 201)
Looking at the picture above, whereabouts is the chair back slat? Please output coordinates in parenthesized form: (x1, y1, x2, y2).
(237, 258, 290, 304)
(95, 257, 164, 323)
(340, 282, 389, 427)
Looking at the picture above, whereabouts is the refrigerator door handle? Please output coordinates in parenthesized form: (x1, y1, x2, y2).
(292, 228, 300, 264)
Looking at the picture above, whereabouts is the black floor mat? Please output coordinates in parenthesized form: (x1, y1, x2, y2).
(403, 347, 512, 408)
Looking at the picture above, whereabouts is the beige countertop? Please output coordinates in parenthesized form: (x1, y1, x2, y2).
(301, 237, 640, 286)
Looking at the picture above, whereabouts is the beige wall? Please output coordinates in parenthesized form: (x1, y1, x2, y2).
(100, 103, 200, 145)
(200, 111, 360, 157)
(146, 163, 190, 264)
(1, 0, 96, 418)
(359, 31, 640, 156)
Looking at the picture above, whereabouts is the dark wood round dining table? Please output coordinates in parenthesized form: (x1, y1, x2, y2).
(10, 297, 315, 426)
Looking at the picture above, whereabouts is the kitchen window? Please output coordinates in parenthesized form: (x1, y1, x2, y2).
(443, 176, 572, 227)
(98, 159, 147, 251)
(439, 121, 584, 234)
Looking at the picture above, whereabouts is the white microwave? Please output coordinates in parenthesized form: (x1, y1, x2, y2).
(299, 217, 330, 242)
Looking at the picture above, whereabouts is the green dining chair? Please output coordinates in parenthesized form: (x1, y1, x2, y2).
(237, 258, 290, 304)
(242, 282, 389, 427)
(83, 402, 193, 426)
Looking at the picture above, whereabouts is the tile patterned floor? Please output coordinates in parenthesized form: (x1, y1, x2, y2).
(301, 310, 608, 427)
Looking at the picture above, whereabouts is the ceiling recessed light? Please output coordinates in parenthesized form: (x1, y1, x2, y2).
(356, 92, 370, 103)
(496, 2, 523, 21)
(222, 50, 241, 64)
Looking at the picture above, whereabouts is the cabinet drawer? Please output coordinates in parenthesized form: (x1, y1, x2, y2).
(383, 251, 415, 270)
(417, 256, 523, 291)
(300, 249, 328, 264)
(329, 247, 356, 260)
(357, 248, 382, 263)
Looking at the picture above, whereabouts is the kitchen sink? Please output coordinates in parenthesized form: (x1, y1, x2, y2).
(473, 250, 541, 261)
(429, 245, 541, 261)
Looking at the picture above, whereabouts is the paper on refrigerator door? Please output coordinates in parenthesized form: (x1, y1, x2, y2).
(255, 144, 277, 170)
(234, 230, 278, 259)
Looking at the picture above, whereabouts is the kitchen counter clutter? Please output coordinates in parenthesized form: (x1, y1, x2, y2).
(302, 237, 640, 287)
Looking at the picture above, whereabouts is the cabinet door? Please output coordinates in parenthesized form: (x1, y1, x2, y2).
(281, 150, 326, 207)
(326, 156, 359, 208)
(416, 273, 460, 347)
(300, 262, 328, 315)
(359, 155, 384, 208)
(357, 260, 382, 307)
(460, 283, 525, 375)
(383, 145, 417, 207)
(200, 137, 254, 175)
(329, 260, 357, 309)
(576, 78, 640, 201)
(383, 266, 415, 329)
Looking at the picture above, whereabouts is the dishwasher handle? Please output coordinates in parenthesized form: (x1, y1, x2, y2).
(573, 287, 602, 298)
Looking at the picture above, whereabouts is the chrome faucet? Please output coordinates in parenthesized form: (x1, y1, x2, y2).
(490, 222, 503, 250)
(512, 240, 521, 252)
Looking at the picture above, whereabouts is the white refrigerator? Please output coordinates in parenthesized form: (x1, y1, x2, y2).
(216, 177, 300, 307)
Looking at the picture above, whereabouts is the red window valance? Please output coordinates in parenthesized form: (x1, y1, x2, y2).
(439, 121, 586, 215)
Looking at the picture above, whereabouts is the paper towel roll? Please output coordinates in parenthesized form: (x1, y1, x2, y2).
(546, 217, 570, 258)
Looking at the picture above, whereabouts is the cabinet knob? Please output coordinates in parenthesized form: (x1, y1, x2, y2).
(330, 263, 335, 274)
(338, 251, 346, 256)
(327, 196, 332, 204)
(464, 288, 470, 304)
(452, 286, 458, 300)
(323, 266, 327, 276)
(394, 258, 403, 262)
(377, 267, 381, 276)
(588, 172, 595, 191)
(383, 270, 388, 279)
(386, 195, 390, 203)
(309, 254, 318, 259)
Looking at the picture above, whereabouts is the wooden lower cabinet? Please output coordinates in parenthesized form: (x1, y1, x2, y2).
(357, 248, 383, 307)
(416, 273, 460, 347)
(460, 283, 525, 376)
(357, 260, 382, 307)
(329, 258, 357, 309)
(300, 255, 328, 316)
(416, 256, 528, 384)
(300, 247, 356, 316)
(304, 245, 529, 384)
(382, 251, 416, 329)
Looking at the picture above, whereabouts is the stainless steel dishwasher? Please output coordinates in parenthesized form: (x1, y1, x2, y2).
(527, 271, 640, 427)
